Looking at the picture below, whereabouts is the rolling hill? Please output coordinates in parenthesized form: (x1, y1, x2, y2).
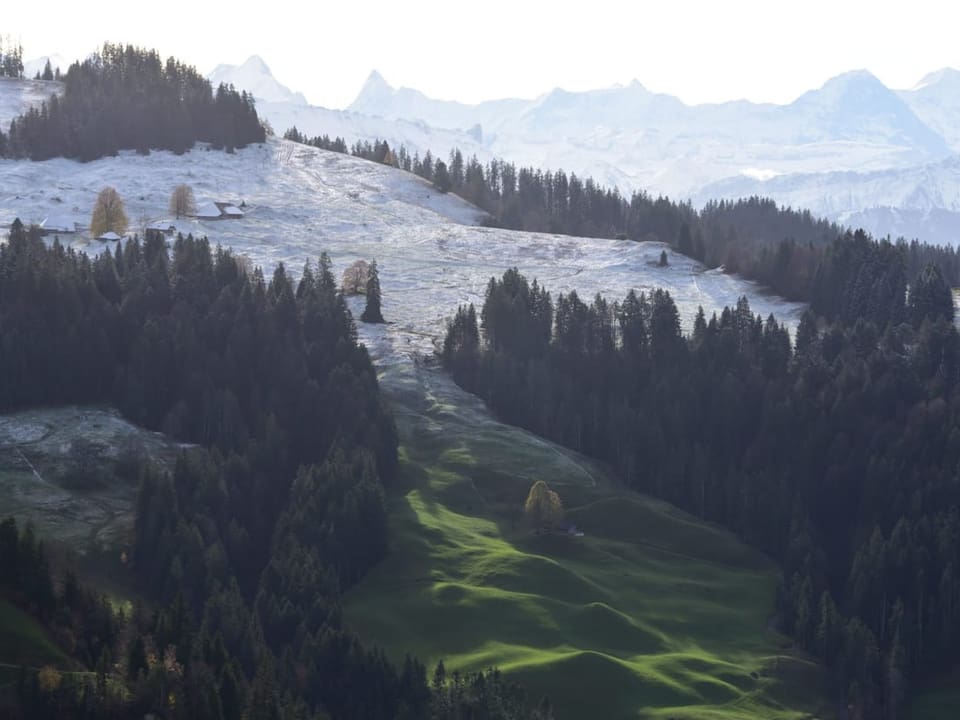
(0, 124, 816, 716)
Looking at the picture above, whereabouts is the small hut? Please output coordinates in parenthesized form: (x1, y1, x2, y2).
(216, 202, 244, 219)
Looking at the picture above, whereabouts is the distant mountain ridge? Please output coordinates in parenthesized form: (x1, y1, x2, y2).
(205, 57, 960, 244)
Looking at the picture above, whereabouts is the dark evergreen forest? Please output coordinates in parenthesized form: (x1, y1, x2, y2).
(443, 234, 959, 718)
(0, 222, 552, 719)
(1, 44, 265, 161)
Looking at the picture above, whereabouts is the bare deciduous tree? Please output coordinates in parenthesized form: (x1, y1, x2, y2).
(169, 184, 196, 219)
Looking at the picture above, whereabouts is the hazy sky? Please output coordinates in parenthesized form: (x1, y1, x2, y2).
(6, 0, 959, 108)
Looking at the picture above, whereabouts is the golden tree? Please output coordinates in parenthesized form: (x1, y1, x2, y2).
(523, 480, 564, 530)
(89, 186, 129, 237)
(37, 666, 62, 692)
(341, 259, 370, 295)
(169, 184, 196, 219)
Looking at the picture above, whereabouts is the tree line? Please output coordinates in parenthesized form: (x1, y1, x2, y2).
(283, 131, 960, 306)
(0, 34, 24, 78)
(1, 43, 265, 161)
(442, 240, 958, 718)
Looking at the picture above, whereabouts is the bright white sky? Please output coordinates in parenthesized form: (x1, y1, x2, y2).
(6, 0, 959, 108)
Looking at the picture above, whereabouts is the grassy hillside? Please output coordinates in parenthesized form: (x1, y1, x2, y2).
(0, 598, 71, 679)
(344, 362, 825, 720)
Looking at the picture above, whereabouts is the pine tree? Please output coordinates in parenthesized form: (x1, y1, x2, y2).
(433, 160, 452, 193)
(909, 263, 954, 326)
(361, 259, 385, 323)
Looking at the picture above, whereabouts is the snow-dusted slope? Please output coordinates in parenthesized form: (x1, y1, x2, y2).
(0, 138, 803, 354)
(0, 77, 60, 131)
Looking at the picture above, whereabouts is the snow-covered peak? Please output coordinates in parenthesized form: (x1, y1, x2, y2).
(900, 68, 960, 151)
(362, 70, 392, 93)
(796, 69, 888, 104)
(241, 54, 272, 75)
(785, 69, 949, 154)
(911, 67, 960, 92)
(207, 55, 307, 106)
(349, 70, 397, 114)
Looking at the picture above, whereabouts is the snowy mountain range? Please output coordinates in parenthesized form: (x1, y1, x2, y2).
(7, 53, 959, 245)
(205, 56, 960, 244)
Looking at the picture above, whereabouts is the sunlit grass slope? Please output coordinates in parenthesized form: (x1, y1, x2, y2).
(0, 598, 72, 680)
(344, 362, 824, 719)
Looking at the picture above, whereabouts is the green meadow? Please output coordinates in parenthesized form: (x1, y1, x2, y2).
(0, 598, 72, 679)
(344, 361, 825, 719)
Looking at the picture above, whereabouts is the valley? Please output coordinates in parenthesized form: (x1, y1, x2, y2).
(0, 138, 817, 717)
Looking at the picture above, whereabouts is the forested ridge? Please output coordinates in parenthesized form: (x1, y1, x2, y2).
(285, 129, 960, 305)
(0, 221, 552, 719)
(0, 43, 265, 161)
(443, 232, 959, 718)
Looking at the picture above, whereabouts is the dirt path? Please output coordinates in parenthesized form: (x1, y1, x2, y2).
(13, 447, 49, 487)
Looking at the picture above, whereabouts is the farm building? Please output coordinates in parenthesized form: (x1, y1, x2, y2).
(146, 221, 177, 235)
(216, 202, 244, 218)
(194, 201, 245, 220)
(97, 231, 122, 242)
(195, 202, 223, 219)
(40, 215, 79, 235)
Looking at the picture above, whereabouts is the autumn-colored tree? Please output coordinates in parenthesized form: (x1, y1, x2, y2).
(89, 186, 129, 237)
(524, 480, 563, 530)
(169, 184, 196, 219)
(37, 666, 62, 693)
(341, 259, 370, 296)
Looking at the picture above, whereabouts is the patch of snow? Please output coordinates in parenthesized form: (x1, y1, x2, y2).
(740, 168, 780, 181)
